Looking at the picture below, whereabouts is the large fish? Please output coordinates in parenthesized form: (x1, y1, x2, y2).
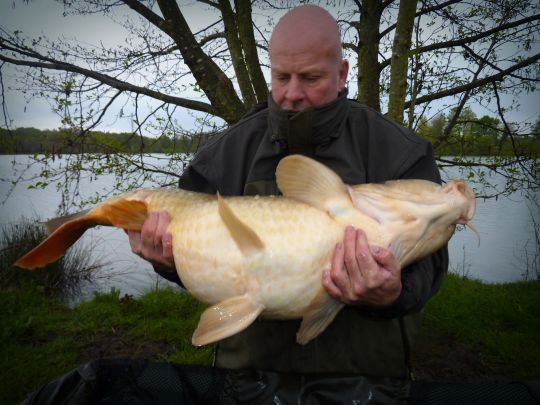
(15, 155, 476, 346)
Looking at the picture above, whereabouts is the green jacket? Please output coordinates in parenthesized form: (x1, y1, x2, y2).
(175, 91, 448, 381)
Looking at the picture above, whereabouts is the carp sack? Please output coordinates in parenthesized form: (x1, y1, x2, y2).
(16, 155, 477, 346)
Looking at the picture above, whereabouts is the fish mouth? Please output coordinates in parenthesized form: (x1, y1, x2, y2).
(443, 180, 479, 245)
(443, 179, 476, 222)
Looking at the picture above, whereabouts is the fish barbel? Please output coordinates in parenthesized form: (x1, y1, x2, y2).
(15, 155, 476, 346)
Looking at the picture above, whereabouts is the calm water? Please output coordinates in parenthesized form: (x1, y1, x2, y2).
(440, 164, 538, 283)
(0, 155, 538, 301)
(0, 154, 180, 301)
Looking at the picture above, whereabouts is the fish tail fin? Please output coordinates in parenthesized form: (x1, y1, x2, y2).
(15, 211, 99, 269)
(15, 198, 147, 269)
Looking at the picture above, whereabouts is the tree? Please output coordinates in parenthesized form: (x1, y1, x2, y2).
(0, 0, 538, 206)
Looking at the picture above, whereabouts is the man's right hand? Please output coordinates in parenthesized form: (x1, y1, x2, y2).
(127, 211, 175, 268)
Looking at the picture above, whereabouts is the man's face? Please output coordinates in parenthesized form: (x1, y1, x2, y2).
(270, 45, 348, 112)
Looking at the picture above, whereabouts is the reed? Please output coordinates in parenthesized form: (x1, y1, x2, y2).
(0, 217, 102, 300)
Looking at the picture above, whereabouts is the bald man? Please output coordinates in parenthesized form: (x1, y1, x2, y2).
(128, 5, 448, 403)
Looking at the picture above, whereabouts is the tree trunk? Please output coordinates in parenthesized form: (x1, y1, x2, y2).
(155, 0, 246, 124)
(357, 0, 384, 111)
(387, 0, 417, 124)
(218, 0, 256, 108)
(236, 0, 269, 104)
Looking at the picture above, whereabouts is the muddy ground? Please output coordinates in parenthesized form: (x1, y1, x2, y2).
(75, 327, 516, 384)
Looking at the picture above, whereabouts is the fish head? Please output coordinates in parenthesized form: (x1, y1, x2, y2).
(349, 178, 476, 268)
(442, 179, 476, 225)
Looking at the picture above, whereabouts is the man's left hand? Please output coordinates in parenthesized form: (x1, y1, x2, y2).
(322, 226, 402, 307)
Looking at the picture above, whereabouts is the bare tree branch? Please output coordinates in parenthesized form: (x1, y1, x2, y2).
(0, 50, 216, 115)
(404, 52, 540, 109)
(380, 0, 462, 39)
(380, 13, 540, 70)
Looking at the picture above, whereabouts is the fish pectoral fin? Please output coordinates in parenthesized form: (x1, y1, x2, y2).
(297, 290, 344, 345)
(192, 294, 264, 346)
(99, 199, 148, 231)
(217, 193, 265, 256)
(275, 155, 356, 221)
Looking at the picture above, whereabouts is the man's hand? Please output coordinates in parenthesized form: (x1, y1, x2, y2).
(322, 226, 402, 307)
(127, 211, 175, 268)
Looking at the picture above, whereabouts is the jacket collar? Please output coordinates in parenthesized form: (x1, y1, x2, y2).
(267, 89, 349, 155)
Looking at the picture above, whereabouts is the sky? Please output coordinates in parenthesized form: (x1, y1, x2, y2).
(1, 1, 539, 134)
(1, 1, 223, 133)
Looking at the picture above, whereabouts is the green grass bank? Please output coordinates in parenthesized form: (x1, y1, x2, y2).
(1, 273, 539, 404)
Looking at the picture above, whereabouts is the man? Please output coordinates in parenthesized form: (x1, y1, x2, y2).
(128, 5, 448, 402)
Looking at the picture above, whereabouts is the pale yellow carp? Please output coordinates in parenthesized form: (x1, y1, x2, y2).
(15, 155, 476, 346)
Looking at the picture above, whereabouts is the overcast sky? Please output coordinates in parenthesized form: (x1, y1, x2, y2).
(1, 1, 539, 133)
(1, 1, 221, 132)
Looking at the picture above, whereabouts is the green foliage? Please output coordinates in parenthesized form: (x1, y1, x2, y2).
(0, 127, 197, 155)
(424, 273, 540, 379)
(417, 112, 540, 157)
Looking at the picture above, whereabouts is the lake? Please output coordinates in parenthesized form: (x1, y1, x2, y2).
(0, 154, 538, 301)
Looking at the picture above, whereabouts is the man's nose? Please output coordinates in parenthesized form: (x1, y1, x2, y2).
(285, 77, 304, 102)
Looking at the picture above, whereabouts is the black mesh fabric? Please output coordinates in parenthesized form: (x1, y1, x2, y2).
(24, 359, 227, 405)
(410, 381, 540, 405)
(24, 359, 540, 405)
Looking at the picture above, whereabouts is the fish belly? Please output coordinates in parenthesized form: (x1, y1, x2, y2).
(147, 193, 343, 319)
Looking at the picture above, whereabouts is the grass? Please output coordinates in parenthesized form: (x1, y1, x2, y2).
(0, 286, 212, 404)
(0, 288, 76, 403)
(422, 272, 540, 380)
(0, 275, 538, 403)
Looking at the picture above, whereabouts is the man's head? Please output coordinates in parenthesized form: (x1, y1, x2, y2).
(269, 5, 349, 112)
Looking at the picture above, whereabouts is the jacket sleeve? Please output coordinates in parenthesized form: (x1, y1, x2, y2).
(361, 143, 449, 318)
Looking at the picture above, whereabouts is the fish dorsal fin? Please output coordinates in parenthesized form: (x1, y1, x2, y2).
(217, 193, 265, 256)
(276, 155, 356, 221)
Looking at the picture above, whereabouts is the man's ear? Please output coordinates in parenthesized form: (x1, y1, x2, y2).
(338, 59, 349, 91)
